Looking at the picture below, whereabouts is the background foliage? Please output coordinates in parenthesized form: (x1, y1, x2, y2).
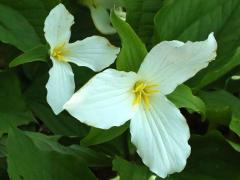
(0, 0, 240, 179)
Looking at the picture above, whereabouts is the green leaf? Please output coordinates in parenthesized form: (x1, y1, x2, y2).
(81, 123, 129, 146)
(0, 4, 41, 51)
(0, 71, 33, 136)
(25, 132, 112, 167)
(166, 132, 240, 179)
(154, 0, 240, 89)
(9, 45, 48, 67)
(168, 85, 206, 117)
(112, 157, 153, 180)
(124, 0, 163, 47)
(7, 128, 96, 180)
(111, 11, 147, 72)
(1, 0, 59, 40)
(69, 145, 112, 167)
(199, 90, 240, 136)
(154, 0, 239, 41)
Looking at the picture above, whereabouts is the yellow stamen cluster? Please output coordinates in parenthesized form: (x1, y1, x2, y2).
(133, 80, 159, 109)
(51, 45, 68, 61)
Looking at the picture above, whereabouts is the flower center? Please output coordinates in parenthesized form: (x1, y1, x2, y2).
(132, 80, 159, 109)
(51, 44, 68, 61)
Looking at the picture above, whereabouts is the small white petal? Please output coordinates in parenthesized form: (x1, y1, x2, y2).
(89, 6, 116, 34)
(44, 3, 74, 48)
(46, 60, 75, 115)
(130, 94, 191, 178)
(138, 33, 217, 95)
(65, 36, 120, 71)
(64, 69, 137, 129)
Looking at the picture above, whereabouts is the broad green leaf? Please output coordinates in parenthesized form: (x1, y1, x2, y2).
(7, 128, 96, 180)
(81, 123, 129, 146)
(168, 85, 206, 117)
(90, 135, 127, 157)
(124, 0, 163, 47)
(199, 90, 240, 136)
(166, 132, 240, 179)
(9, 45, 48, 67)
(111, 11, 147, 72)
(0, 71, 33, 136)
(154, 0, 240, 41)
(25, 132, 112, 167)
(69, 145, 112, 167)
(0, 4, 41, 51)
(1, 0, 59, 40)
(154, 0, 240, 89)
(112, 157, 153, 180)
(25, 74, 89, 137)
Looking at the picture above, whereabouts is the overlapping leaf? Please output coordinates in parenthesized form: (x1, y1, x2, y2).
(111, 11, 147, 72)
(154, 0, 240, 90)
(123, 0, 163, 47)
(81, 123, 129, 146)
(0, 4, 41, 51)
(166, 132, 240, 179)
(0, 71, 33, 136)
(199, 90, 240, 136)
(7, 128, 96, 180)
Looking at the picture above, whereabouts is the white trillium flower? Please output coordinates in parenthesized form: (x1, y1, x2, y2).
(64, 33, 217, 178)
(44, 4, 120, 115)
(80, 0, 126, 34)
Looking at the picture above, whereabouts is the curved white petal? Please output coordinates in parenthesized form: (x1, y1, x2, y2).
(64, 69, 138, 129)
(89, 6, 116, 34)
(65, 36, 120, 71)
(46, 60, 75, 115)
(130, 94, 191, 178)
(138, 33, 217, 95)
(44, 3, 74, 48)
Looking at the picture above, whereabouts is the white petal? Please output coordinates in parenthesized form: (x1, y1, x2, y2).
(130, 94, 191, 178)
(46, 60, 75, 115)
(65, 36, 120, 71)
(89, 6, 116, 34)
(138, 33, 217, 95)
(44, 3, 74, 48)
(64, 69, 137, 129)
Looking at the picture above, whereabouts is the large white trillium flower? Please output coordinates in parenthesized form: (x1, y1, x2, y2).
(64, 33, 217, 177)
(80, 0, 126, 34)
(44, 4, 119, 114)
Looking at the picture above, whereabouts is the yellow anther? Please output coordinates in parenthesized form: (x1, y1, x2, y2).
(132, 80, 159, 109)
(51, 44, 68, 61)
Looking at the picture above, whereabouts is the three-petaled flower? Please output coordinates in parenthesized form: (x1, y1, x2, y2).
(44, 4, 120, 114)
(64, 33, 217, 178)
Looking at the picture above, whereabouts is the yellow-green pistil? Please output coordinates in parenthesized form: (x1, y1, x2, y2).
(51, 44, 68, 61)
(133, 80, 159, 109)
